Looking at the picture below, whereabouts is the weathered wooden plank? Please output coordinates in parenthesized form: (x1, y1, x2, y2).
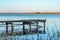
(0, 19, 46, 22)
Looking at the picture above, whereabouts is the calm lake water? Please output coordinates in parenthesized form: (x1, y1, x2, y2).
(0, 13, 60, 18)
(0, 13, 60, 40)
(0, 13, 60, 32)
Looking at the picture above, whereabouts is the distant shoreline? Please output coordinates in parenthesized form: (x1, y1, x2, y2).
(0, 12, 60, 14)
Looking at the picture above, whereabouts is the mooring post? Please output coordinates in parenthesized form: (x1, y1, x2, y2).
(11, 22, 14, 35)
(6, 22, 8, 35)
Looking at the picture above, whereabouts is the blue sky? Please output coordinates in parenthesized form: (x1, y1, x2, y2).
(0, 0, 60, 12)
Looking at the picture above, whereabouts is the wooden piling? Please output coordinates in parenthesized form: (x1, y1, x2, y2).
(23, 22, 25, 34)
(6, 22, 8, 35)
(44, 22, 45, 33)
(29, 23, 31, 33)
(36, 21, 38, 33)
(11, 22, 14, 35)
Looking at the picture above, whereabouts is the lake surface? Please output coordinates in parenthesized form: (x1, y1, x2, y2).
(0, 13, 60, 18)
(0, 13, 60, 32)
(0, 13, 60, 40)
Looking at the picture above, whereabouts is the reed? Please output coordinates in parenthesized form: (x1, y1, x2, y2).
(0, 22, 60, 40)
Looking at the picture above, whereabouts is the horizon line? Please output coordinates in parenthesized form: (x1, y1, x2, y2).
(0, 12, 60, 14)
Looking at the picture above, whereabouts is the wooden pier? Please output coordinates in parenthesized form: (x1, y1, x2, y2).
(0, 19, 46, 36)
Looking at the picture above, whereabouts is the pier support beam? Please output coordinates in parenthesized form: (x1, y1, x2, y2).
(23, 23, 25, 34)
(36, 21, 38, 33)
(11, 22, 14, 35)
(29, 23, 31, 33)
(44, 22, 45, 33)
(6, 23, 8, 35)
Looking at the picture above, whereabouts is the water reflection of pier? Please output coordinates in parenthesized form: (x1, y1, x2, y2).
(0, 19, 46, 36)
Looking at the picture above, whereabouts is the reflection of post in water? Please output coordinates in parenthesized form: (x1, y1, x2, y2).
(32, 34, 34, 40)
(25, 34, 28, 40)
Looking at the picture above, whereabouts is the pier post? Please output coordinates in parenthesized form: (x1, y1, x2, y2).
(36, 21, 39, 40)
(36, 21, 38, 33)
(29, 23, 31, 33)
(44, 22, 45, 33)
(6, 22, 8, 35)
(23, 22, 25, 34)
(11, 22, 14, 35)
